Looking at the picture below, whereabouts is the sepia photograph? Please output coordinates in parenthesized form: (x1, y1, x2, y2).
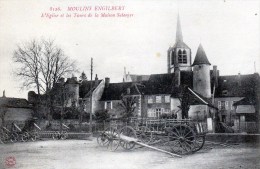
(0, 0, 259, 168)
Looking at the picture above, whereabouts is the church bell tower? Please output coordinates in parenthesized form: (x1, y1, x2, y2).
(167, 15, 192, 73)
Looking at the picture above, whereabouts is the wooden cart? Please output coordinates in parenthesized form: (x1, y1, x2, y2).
(97, 118, 207, 157)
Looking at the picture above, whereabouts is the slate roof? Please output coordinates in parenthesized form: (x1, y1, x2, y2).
(129, 74, 150, 82)
(172, 41, 191, 49)
(214, 73, 259, 98)
(101, 72, 193, 101)
(65, 77, 80, 84)
(100, 82, 141, 101)
(79, 80, 102, 98)
(0, 97, 32, 108)
(187, 88, 216, 108)
(192, 44, 211, 66)
(233, 97, 255, 106)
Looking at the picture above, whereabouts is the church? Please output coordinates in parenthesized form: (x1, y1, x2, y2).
(28, 15, 260, 133)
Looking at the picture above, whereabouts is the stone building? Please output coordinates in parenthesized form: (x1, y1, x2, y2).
(27, 15, 260, 133)
(0, 91, 33, 126)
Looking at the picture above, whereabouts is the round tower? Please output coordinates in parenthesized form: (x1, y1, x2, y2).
(192, 44, 211, 98)
(64, 76, 79, 107)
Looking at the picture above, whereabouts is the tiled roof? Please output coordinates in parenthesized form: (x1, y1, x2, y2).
(101, 72, 193, 100)
(233, 97, 255, 106)
(129, 74, 150, 82)
(79, 80, 102, 98)
(214, 73, 259, 98)
(0, 97, 32, 108)
(172, 41, 190, 49)
(100, 82, 140, 101)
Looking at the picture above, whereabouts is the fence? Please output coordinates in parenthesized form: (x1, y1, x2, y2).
(234, 122, 258, 133)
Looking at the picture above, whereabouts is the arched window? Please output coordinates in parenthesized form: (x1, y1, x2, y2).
(171, 51, 174, 65)
(178, 49, 188, 64)
(183, 50, 187, 63)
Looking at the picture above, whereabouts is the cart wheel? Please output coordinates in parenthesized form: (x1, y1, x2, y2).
(21, 132, 30, 142)
(105, 127, 120, 151)
(136, 126, 153, 144)
(119, 126, 137, 150)
(192, 134, 205, 153)
(167, 124, 195, 155)
(10, 133, 18, 143)
(31, 131, 39, 142)
(52, 131, 60, 140)
(60, 131, 68, 140)
(1, 133, 9, 143)
(97, 132, 110, 147)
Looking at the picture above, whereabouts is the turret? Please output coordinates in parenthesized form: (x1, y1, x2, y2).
(192, 44, 211, 98)
(168, 14, 192, 73)
(64, 75, 80, 107)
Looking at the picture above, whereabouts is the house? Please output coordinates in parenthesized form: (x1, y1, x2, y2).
(0, 91, 33, 126)
(28, 14, 260, 133)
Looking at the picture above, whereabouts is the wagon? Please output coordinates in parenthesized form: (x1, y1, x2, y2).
(96, 118, 207, 156)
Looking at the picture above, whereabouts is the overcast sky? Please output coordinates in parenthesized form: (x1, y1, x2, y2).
(0, 0, 259, 99)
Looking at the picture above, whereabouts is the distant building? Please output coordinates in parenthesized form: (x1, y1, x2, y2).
(0, 91, 33, 126)
(27, 15, 260, 133)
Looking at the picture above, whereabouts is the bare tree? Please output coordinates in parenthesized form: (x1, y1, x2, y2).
(13, 38, 77, 94)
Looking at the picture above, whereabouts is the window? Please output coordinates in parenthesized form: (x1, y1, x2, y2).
(218, 101, 221, 109)
(148, 96, 153, 104)
(222, 90, 228, 95)
(231, 101, 234, 110)
(164, 108, 170, 113)
(225, 101, 229, 109)
(171, 51, 174, 65)
(155, 96, 162, 103)
(105, 101, 112, 109)
(147, 109, 155, 117)
(156, 108, 162, 118)
(218, 101, 226, 110)
(178, 49, 188, 64)
(165, 96, 170, 103)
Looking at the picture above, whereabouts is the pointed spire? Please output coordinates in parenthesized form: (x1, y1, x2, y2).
(192, 44, 211, 66)
(176, 14, 183, 42)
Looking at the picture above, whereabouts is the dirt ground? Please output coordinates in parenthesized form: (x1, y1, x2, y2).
(0, 139, 260, 169)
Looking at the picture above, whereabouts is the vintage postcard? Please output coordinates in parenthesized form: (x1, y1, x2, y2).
(0, 0, 259, 169)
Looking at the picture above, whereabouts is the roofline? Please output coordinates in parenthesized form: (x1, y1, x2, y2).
(188, 88, 208, 105)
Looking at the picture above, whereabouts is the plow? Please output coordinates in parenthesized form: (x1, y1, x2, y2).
(97, 118, 207, 157)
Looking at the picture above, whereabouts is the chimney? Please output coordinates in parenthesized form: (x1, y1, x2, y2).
(238, 73, 241, 86)
(95, 74, 98, 86)
(174, 67, 181, 87)
(213, 65, 218, 87)
(3, 90, 6, 98)
(105, 77, 110, 88)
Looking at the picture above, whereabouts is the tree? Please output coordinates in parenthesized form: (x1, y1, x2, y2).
(118, 95, 138, 123)
(13, 38, 77, 94)
(79, 71, 87, 82)
(95, 110, 110, 122)
(177, 86, 190, 119)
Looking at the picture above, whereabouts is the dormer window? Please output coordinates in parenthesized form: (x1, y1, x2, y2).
(222, 90, 228, 95)
(178, 50, 187, 64)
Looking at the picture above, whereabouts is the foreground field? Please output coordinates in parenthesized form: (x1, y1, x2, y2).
(0, 139, 259, 169)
